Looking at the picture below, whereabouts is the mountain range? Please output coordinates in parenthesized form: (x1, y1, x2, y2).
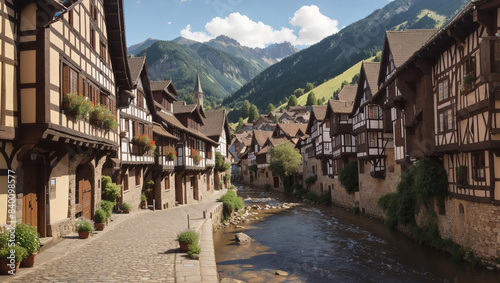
(222, 0, 469, 121)
(129, 36, 298, 106)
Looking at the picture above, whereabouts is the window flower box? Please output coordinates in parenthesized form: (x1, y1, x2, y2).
(62, 93, 92, 120)
(166, 146, 177, 161)
(89, 104, 117, 130)
(191, 149, 202, 165)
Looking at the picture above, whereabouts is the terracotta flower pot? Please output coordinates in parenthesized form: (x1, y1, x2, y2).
(95, 223, 105, 231)
(21, 253, 37, 267)
(0, 259, 20, 275)
(78, 231, 91, 239)
(179, 242, 191, 252)
(123, 210, 130, 214)
(141, 202, 147, 209)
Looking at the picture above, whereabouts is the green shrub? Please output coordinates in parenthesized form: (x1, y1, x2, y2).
(99, 200, 115, 218)
(305, 192, 320, 203)
(14, 223, 40, 255)
(230, 185, 236, 190)
(318, 192, 332, 205)
(0, 229, 8, 250)
(176, 230, 198, 244)
(0, 246, 28, 263)
(305, 175, 317, 185)
(187, 242, 201, 258)
(352, 206, 360, 214)
(467, 251, 482, 267)
(224, 174, 231, 181)
(141, 194, 147, 202)
(94, 209, 107, 224)
(263, 184, 271, 190)
(121, 202, 132, 211)
(220, 191, 244, 219)
(102, 176, 121, 202)
(339, 161, 359, 194)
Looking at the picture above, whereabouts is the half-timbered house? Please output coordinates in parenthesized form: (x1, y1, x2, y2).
(326, 86, 357, 207)
(117, 56, 154, 210)
(200, 108, 231, 190)
(16, 0, 132, 238)
(149, 80, 180, 209)
(303, 106, 333, 195)
(352, 61, 398, 218)
(0, 0, 18, 226)
(247, 130, 272, 183)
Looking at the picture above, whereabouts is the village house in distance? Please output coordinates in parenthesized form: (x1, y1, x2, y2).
(0, 0, 231, 240)
(232, 0, 500, 262)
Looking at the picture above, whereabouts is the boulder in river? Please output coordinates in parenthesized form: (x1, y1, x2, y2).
(275, 270, 289, 276)
(235, 232, 252, 245)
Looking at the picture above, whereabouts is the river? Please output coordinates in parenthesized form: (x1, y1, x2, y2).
(214, 184, 500, 283)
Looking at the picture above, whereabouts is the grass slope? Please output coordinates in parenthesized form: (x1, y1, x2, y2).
(279, 55, 376, 108)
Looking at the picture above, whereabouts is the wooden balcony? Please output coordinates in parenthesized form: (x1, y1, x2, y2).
(480, 37, 500, 83)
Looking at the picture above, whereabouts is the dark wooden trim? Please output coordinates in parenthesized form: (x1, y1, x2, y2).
(36, 10, 47, 124)
(449, 192, 492, 204)
(456, 99, 489, 119)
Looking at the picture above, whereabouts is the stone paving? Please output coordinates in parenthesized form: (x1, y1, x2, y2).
(1, 189, 227, 283)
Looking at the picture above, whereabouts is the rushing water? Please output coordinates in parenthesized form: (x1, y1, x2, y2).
(214, 185, 500, 283)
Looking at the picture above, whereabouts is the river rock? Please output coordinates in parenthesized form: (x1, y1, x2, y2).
(220, 278, 246, 283)
(235, 232, 252, 245)
(275, 270, 289, 276)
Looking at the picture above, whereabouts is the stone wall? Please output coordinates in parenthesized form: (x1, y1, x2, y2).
(154, 172, 176, 210)
(331, 178, 356, 209)
(121, 166, 145, 211)
(358, 149, 400, 220)
(199, 170, 215, 201)
(438, 198, 500, 260)
(255, 168, 274, 188)
(210, 203, 224, 228)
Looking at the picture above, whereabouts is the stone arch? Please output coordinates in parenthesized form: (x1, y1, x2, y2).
(459, 203, 465, 215)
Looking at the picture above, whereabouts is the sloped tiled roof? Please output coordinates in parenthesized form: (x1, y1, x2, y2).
(363, 62, 381, 95)
(311, 105, 327, 121)
(128, 56, 146, 85)
(386, 29, 437, 68)
(269, 137, 288, 147)
(200, 109, 226, 138)
(253, 130, 273, 146)
(150, 80, 172, 92)
(152, 122, 178, 140)
(174, 103, 197, 114)
(257, 146, 269, 155)
(328, 99, 355, 114)
(338, 85, 358, 102)
(278, 123, 307, 137)
(156, 110, 216, 145)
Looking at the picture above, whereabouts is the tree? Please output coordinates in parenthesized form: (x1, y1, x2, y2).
(268, 143, 302, 178)
(237, 117, 244, 129)
(341, 80, 349, 87)
(287, 95, 298, 107)
(351, 73, 360, 85)
(184, 95, 194, 105)
(304, 82, 314, 93)
(293, 88, 304, 97)
(321, 97, 326, 104)
(273, 115, 279, 123)
(332, 88, 340, 100)
(266, 103, 276, 114)
(248, 105, 259, 122)
(306, 91, 317, 106)
(241, 100, 251, 119)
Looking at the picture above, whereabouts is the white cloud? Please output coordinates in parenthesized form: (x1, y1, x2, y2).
(204, 13, 296, 48)
(179, 6, 339, 48)
(180, 24, 214, 42)
(290, 5, 339, 46)
(168, 21, 172, 25)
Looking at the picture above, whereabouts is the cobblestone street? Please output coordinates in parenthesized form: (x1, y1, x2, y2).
(2, 190, 226, 283)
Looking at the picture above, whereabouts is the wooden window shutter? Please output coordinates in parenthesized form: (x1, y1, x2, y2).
(134, 121, 138, 136)
(63, 65, 70, 95)
(78, 75, 84, 95)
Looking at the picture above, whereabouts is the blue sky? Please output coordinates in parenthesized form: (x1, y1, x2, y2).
(124, 0, 393, 49)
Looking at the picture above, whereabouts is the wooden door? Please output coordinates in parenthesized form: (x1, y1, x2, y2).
(207, 174, 210, 191)
(76, 165, 93, 220)
(22, 165, 45, 236)
(193, 175, 199, 201)
(274, 176, 280, 188)
(175, 174, 184, 204)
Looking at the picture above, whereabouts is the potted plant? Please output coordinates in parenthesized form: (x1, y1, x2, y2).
(121, 202, 132, 213)
(99, 200, 115, 223)
(141, 194, 147, 209)
(94, 209, 107, 231)
(14, 223, 40, 267)
(145, 139, 157, 153)
(0, 246, 28, 275)
(89, 104, 107, 126)
(75, 219, 94, 239)
(187, 243, 201, 260)
(191, 149, 202, 165)
(166, 146, 177, 161)
(463, 71, 475, 89)
(176, 230, 199, 252)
